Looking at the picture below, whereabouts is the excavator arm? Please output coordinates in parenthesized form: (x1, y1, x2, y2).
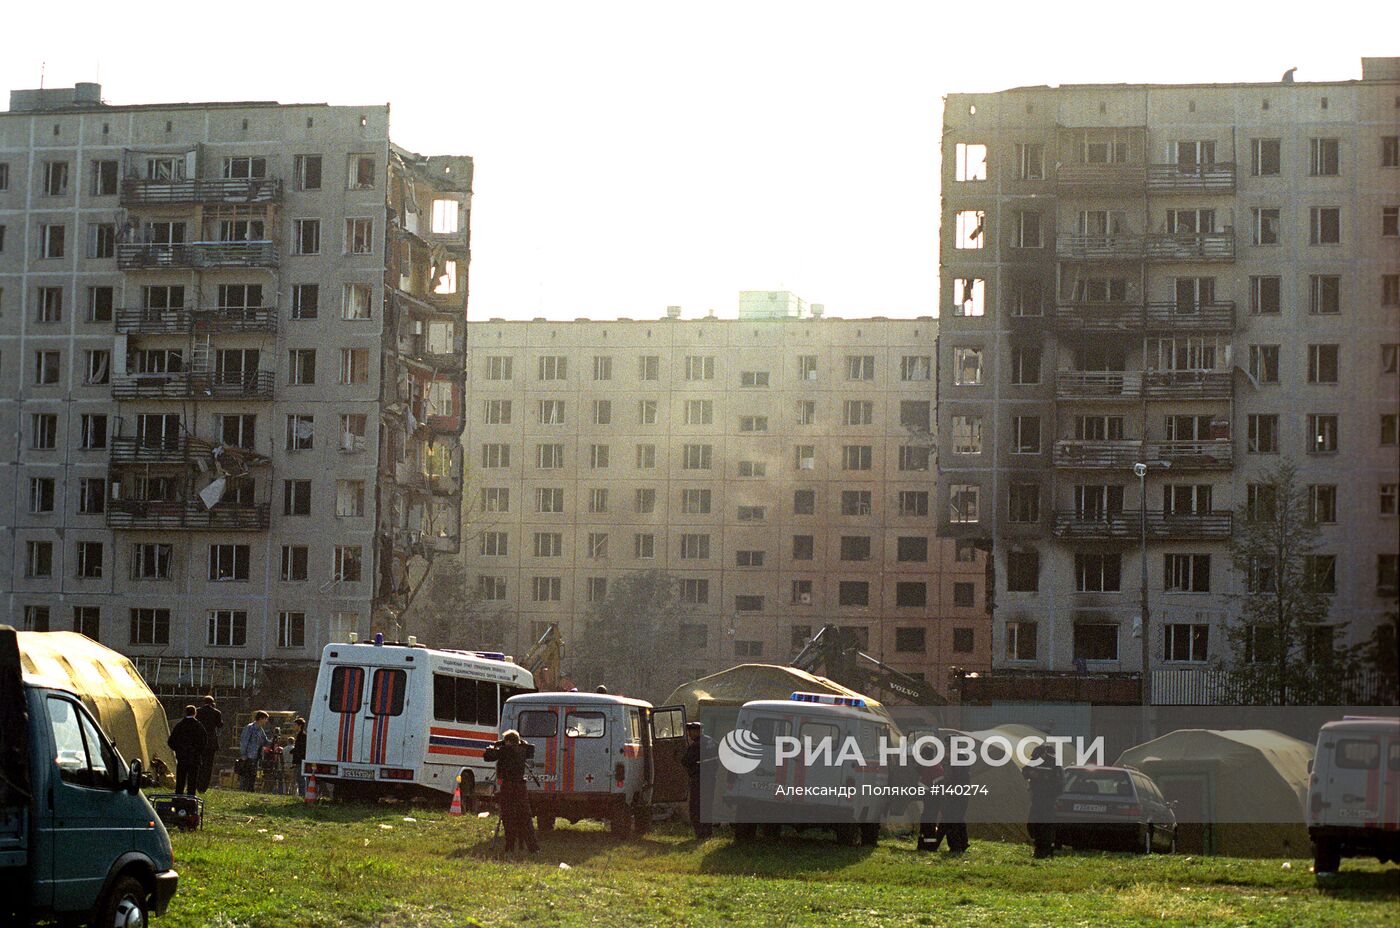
(791, 624, 947, 706)
(520, 624, 563, 692)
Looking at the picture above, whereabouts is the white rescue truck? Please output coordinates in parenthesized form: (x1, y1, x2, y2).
(728, 692, 897, 846)
(303, 636, 533, 802)
(500, 692, 690, 836)
(1307, 715, 1400, 873)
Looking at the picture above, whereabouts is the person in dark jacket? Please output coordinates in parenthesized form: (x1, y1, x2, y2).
(1023, 742, 1064, 859)
(290, 717, 308, 797)
(167, 705, 207, 796)
(932, 732, 971, 854)
(681, 721, 718, 840)
(484, 730, 538, 854)
(194, 695, 223, 793)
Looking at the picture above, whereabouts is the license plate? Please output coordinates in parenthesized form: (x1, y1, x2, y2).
(1073, 802, 1108, 813)
(341, 767, 375, 781)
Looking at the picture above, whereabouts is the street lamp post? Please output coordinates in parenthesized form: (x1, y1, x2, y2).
(1135, 461, 1150, 707)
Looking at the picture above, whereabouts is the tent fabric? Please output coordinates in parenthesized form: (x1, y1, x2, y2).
(18, 631, 173, 771)
(1116, 729, 1313, 857)
(959, 724, 1047, 842)
(663, 663, 896, 730)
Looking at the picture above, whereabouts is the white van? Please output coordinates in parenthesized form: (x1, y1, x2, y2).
(303, 637, 533, 802)
(728, 692, 896, 846)
(1307, 716, 1399, 873)
(500, 692, 690, 836)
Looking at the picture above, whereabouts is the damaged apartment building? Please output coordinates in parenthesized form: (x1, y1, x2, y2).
(0, 84, 471, 701)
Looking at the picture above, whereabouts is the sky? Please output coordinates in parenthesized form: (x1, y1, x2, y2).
(4, 1, 1395, 320)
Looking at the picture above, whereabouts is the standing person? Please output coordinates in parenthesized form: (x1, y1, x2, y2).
(483, 730, 538, 854)
(1023, 742, 1064, 859)
(166, 705, 207, 797)
(194, 695, 223, 793)
(238, 711, 272, 792)
(290, 718, 308, 797)
(916, 735, 946, 852)
(934, 732, 971, 855)
(681, 721, 717, 840)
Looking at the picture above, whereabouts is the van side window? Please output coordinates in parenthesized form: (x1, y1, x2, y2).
(651, 707, 685, 740)
(750, 716, 791, 744)
(47, 696, 115, 788)
(628, 708, 642, 741)
(369, 669, 407, 717)
(432, 674, 499, 726)
(1335, 739, 1380, 769)
(800, 721, 840, 745)
(1390, 742, 1400, 772)
(565, 711, 605, 738)
(329, 666, 365, 714)
(519, 710, 557, 738)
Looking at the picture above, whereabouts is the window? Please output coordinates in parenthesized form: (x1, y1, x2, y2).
(949, 484, 980, 523)
(90, 222, 116, 258)
(340, 348, 369, 384)
(736, 549, 765, 568)
(288, 349, 316, 385)
(78, 479, 105, 515)
(682, 444, 712, 470)
(24, 541, 52, 578)
(738, 415, 768, 433)
(592, 400, 612, 425)
(895, 627, 927, 653)
(1250, 276, 1281, 315)
(31, 414, 58, 449)
(1384, 136, 1400, 168)
(1016, 142, 1045, 180)
(637, 399, 657, 424)
(1006, 621, 1037, 660)
(899, 491, 929, 517)
(1250, 138, 1281, 176)
(1248, 414, 1280, 454)
(589, 444, 609, 469)
(1307, 554, 1338, 594)
(635, 488, 656, 513)
(283, 479, 312, 516)
(336, 479, 366, 517)
(680, 623, 710, 649)
(277, 612, 306, 649)
(1165, 553, 1211, 592)
(954, 142, 987, 181)
(294, 154, 322, 190)
(846, 355, 875, 381)
(634, 534, 655, 559)
(951, 415, 982, 455)
(792, 580, 814, 604)
(684, 355, 715, 381)
(679, 533, 710, 559)
(737, 505, 766, 522)
(480, 532, 509, 557)
(1383, 414, 1399, 447)
(635, 444, 656, 469)
(73, 606, 100, 639)
(740, 370, 770, 388)
(1008, 278, 1044, 317)
(680, 580, 709, 605)
(207, 610, 248, 648)
(1379, 554, 1400, 595)
(76, 542, 103, 579)
(796, 400, 816, 425)
(1310, 137, 1340, 176)
(952, 582, 975, 608)
(34, 350, 60, 385)
(795, 445, 816, 470)
(837, 582, 869, 607)
(888, 582, 924, 608)
(1075, 552, 1121, 592)
(1310, 207, 1341, 244)
(43, 161, 69, 196)
(841, 490, 872, 516)
(638, 355, 659, 380)
(293, 218, 320, 255)
(1307, 414, 1339, 454)
(1381, 483, 1399, 516)
(843, 400, 873, 426)
(840, 536, 872, 561)
(342, 283, 373, 319)
(87, 286, 113, 322)
(842, 445, 872, 471)
(350, 155, 376, 189)
(953, 347, 982, 385)
(1012, 416, 1041, 454)
(1384, 206, 1399, 237)
(535, 531, 565, 558)
(486, 356, 513, 380)
(897, 536, 928, 562)
(333, 546, 363, 582)
(1385, 345, 1400, 375)
(1251, 208, 1280, 245)
(78, 414, 107, 449)
(900, 355, 932, 381)
(1073, 624, 1119, 662)
(483, 399, 512, 426)
(208, 544, 250, 582)
(898, 445, 931, 471)
(1307, 342, 1343, 385)
(36, 287, 63, 323)
(797, 355, 818, 380)
(1249, 345, 1280, 384)
(538, 355, 567, 381)
(900, 401, 931, 432)
(1008, 483, 1041, 523)
(129, 608, 170, 646)
(792, 535, 815, 560)
(583, 577, 605, 603)
(535, 487, 565, 513)
(280, 545, 308, 582)
(588, 488, 608, 513)
(684, 399, 713, 425)
(1164, 624, 1209, 662)
(954, 209, 986, 249)
(1011, 346, 1041, 385)
(793, 489, 816, 515)
(1014, 210, 1042, 248)
(681, 488, 712, 514)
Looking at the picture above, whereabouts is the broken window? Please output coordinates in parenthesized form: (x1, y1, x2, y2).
(952, 277, 985, 316)
(954, 143, 987, 181)
(953, 347, 983, 385)
(434, 260, 458, 295)
(349, 155, 376, 189)
(431, 199, 460, 234)
(954, 210, 985, 249)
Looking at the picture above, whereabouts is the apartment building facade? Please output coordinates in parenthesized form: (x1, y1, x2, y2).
(460, 304, 989, 692)
(937, 59, 1400, 686)
(0, 84, 471, 688)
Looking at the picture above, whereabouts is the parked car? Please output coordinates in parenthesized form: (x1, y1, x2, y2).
(1054, 765, 1176, 853)
(1307, 716, 1399, 874)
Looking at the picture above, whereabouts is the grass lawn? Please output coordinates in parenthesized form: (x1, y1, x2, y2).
(158, 791, 1398, 928)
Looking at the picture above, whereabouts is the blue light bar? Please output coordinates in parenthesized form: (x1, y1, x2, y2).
(472, 651, 506, 661)
(790, 691, 866, 708)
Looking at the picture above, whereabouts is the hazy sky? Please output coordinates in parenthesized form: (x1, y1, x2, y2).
(5, 2, 1394, 320)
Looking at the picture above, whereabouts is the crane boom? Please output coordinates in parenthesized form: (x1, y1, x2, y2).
(791, 624, 947, 706)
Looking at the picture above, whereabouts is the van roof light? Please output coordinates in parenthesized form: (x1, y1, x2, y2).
(472, 651, 506, 661)
(790, 691, 865, 708)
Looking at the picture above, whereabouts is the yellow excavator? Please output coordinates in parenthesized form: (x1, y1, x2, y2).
(520, 625, 564, 692)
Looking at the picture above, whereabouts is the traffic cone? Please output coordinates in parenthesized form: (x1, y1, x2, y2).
(304, 775, 318, 804)
(448, 775, 464, 816)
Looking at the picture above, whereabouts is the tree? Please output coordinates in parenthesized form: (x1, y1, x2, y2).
(405, 557, 512, 652)
(1225, 461, 1345, 704)
(567, 570, 693, 702)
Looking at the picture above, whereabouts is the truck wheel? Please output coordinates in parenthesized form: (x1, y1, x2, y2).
(1313, 840, 1342, 874)
(93, 874, 149, 928)
(733, 823, 758, 841)
(860, 823, 881, 847)
(834, 824, 861, 847)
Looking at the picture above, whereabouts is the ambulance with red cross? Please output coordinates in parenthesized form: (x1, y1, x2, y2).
(1307, 715, 1400, 873)
(727, 691, 897, 846)
(302, 635, 533, 803)
(500, 692, 691, 836)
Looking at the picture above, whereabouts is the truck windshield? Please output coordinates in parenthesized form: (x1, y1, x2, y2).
(47, 696, 118, 788)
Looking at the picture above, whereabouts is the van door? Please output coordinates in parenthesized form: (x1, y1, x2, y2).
(517, 708, 561, 791)
(1329, 736, 1384, 827)
(41, 694, 127, 912)
(562, 708, 610, 792)
(327, 665, 366, 765)
(649, 705, 689, 805)
(364, 668, 410, 767)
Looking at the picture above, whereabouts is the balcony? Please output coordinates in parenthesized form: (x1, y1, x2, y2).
(1053, 439, 1234, 471)
(116, 241, 279, 270)
(1053, 301, 1235, 333)
(1053, 302, 1143, 332)
(1146, 163, 1236, 194)
(112, 370, 275, 400)
(1052, 509, 1233, 540)
(109, 436, 191, 465)
(1055, 370, 1231, 401)
(106, 501, 270, 531)
(120, 177, 283, 207)
(116, 306, 278, 335)
(1144, 301, 1234, 331)
(1056, 163, 1146, 192)
(1057, 233, 1147, 261)
(1145, 232, 1234, 262)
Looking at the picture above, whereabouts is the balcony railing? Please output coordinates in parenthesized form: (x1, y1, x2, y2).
(115, 306, 278, 335)
(1055, 370, 1231, 401)
(120, 177, 283, 206)
(1053, 301, 1235, 333)
(1053, 302, 1143, 331)
(112, 370, 275, 400)
(1056, 232, 1235, 262)
(106, 501, 270, 531)
(1052, 438, 1235, 471)
(1052, 509, 1233, 540)
(1057, 233, 1147, 261)
(1056, 163, 1147, 190)
(116, 241, 279, 270)
(109, 436, 191, 465)
(1146, 163, 1237, 193)
(1144, 301, 1234, 331)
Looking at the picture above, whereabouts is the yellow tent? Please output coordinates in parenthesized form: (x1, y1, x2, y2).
(1117, 729, 1313, 857)
(663, 663, 897, 734)
(18, 631, 173, 771)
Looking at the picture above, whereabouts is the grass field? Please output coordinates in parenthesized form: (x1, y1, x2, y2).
(158, 791, 1398, 928)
